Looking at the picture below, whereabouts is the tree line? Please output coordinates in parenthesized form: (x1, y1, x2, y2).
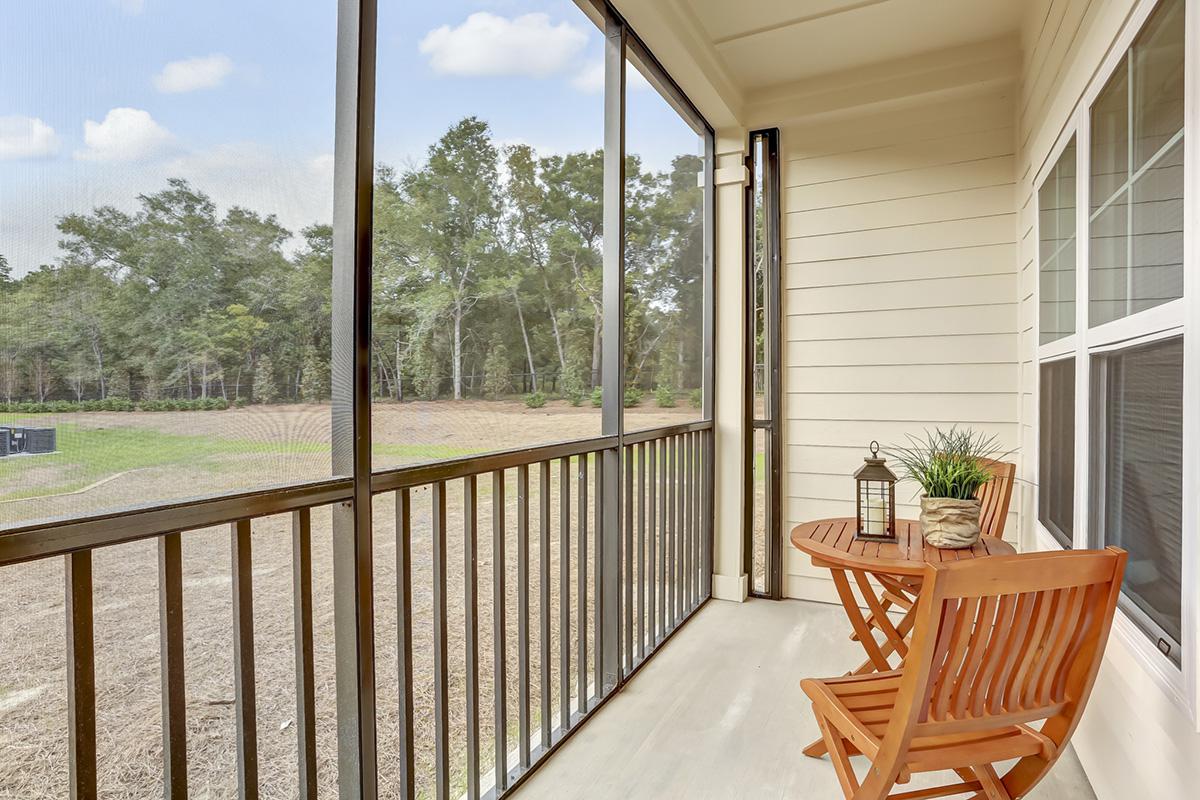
(0, 117, 704, 406)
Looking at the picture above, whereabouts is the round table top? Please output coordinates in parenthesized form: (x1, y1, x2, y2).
(790, 517, 1015, 576)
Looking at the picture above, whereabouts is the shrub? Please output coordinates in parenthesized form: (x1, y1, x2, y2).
(623, 387, 644, 408)
(564, 386, 585, 407)
(590, 387, 603, 408)
(524, 391, 547, 409)
(655, 385, 676, 408)
(688, 389, 703, 409)
(0, 398, 228, 413)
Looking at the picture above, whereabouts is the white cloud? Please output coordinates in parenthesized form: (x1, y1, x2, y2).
(153, 54, 234, 94)
(110, 0, 145, 14)
(0, 116, 60, 160)
(570, 60, 653, 94)
(75, 108, 173, 162)
(419, 12, 587, 78)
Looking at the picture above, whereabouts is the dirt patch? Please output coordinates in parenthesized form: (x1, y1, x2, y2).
(0, 401, 704, 798)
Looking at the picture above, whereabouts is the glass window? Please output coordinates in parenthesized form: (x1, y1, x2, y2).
(1090, 336, 1184, 661)
(1088, 0, 1184, 327)
(1038, 359, 1075, 547)
(1039, 138, 1076, 344)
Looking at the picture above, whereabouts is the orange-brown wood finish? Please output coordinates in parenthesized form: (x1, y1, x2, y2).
(801, 548, 1127, 800)
(792, 518, 1016, 759)
(975, 459, 1016, 540)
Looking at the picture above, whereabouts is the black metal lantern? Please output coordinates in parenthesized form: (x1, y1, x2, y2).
(855, 441, 897, 541)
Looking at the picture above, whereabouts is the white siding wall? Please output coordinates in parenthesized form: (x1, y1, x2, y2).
(775, 86, 1021, 602)
(1016, 1, 1200, 798)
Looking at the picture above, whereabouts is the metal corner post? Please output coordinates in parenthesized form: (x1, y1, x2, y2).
(702, 129, 715, 597)
(332, 0, 378, 797)
(600, 8, 626, 693)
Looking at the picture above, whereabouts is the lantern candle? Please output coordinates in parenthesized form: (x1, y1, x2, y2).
(865, 497, 886, 535)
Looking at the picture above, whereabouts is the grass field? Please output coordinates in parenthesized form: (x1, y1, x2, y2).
(0, 400, 701, 799)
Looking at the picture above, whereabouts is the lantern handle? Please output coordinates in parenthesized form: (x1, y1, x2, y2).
(869, 440, 880, 458)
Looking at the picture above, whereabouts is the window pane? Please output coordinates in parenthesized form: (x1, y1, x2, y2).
(1133, 0, 1184, 169)
(1090, 336, 1183, 656)
(623, 57, 707, 428)
(1090, 60, 1129, 213)
(1038, 359, 1074, 547)
(0, 3, 336, 527)
(1038, 138, 1076, 344)
(1089, 0, 1184, 327)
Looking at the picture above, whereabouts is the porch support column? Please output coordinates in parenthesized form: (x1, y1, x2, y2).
(711, 129, 749, 602)
(599, 8, 626, 693)
(331, 0, 378, 797)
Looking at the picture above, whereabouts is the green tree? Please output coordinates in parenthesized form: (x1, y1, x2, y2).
(400, 117, 502, 400)
(482, 344, 513, 398)
(253, 355, 279, 404)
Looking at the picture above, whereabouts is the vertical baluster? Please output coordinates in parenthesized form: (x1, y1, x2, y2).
(684, 432, 693, 611)
(647, 440, 657, 649)
(637, 442, 646, 661)
(559, 458, 571, 732)
(493, 470, 508, 792)
(703, 430, 714, 598)
(666, 436, 676, 629)
(675, 435, 685, 624)
(517, 464, 531, 770)
(623, 444, 633, 672)
(292, 510, 317, 800)
(693, 431, 702, 607)
(396, 490, 415, 800)
(539, 461, 552, 752)
(65, 550, 96, 800)
(657, 437, 667, 640)
(592, 453, 603, 697)
(158, 533, 188, 799)
(576, 456, 588, 713)
(432, 482, 450, 800)
(231, 519, 258, 800)
(464, 477, 480, 800)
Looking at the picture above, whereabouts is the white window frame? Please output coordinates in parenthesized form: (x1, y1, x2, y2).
(1032, 0, 1200, 727)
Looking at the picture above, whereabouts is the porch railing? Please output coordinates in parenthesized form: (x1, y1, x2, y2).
(0, 420, 713, 799)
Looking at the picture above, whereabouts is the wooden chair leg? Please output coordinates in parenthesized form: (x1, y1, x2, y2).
(971, 764, 1012, 800)
(802, 735, 828, 759)
(815, 713, 859, 799)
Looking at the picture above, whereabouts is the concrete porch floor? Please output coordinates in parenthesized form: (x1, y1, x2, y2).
(512, 599, 1097, 800)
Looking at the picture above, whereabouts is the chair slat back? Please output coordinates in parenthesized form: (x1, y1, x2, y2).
(908, 549, 1126, 731)
(975, 459, 1015, 539)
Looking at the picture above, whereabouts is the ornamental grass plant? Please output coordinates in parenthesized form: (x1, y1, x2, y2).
(887, 427, 1008, 500)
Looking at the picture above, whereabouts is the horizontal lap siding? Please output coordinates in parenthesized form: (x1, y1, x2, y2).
(780, 89, 1020, 599)
(1015, 3, 1200, 800)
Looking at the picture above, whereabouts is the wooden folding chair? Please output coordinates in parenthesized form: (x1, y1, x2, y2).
(976, 459, 1016, 540)
(803, 547, 1127, 800)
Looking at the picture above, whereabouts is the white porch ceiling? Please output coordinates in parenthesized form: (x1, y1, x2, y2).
(673, 0, 1025, 94)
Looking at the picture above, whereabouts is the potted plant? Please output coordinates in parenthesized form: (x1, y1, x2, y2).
(888, 427, 1007, 549)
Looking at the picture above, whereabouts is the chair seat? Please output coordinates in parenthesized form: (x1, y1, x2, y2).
(801, 672, 1047, 773)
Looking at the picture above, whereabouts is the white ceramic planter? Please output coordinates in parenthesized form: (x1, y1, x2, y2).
(919, 496, 981, 549)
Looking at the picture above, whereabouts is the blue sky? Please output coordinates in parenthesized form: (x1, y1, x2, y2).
(1, 0, 698, 276)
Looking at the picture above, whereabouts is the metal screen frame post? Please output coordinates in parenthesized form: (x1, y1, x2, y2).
(331, 0, 379, 796)
(599, 7, 626, 694)
(744, 128, 783, 601)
